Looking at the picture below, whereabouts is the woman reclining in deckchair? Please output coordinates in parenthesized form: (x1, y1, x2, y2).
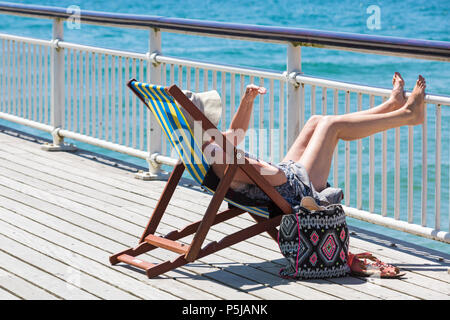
(205, 72, 426, 278)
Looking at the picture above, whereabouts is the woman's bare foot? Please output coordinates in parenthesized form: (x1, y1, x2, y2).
(403, 75, 426, 125)
(388, 72, 407, 109)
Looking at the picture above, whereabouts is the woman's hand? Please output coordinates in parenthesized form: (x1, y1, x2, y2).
(243, 84, 267, 101)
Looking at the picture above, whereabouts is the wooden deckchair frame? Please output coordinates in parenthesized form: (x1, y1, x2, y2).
(109, 82, 293, 278)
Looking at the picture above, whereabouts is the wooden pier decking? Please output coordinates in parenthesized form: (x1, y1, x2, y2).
(0, 125, 449, 300)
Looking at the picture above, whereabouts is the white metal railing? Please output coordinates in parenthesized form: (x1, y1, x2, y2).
(0, 3, 449, 244)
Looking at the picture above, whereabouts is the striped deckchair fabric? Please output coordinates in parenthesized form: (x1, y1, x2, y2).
(130, 81, 208, 185)
(128, 80, 271, 219)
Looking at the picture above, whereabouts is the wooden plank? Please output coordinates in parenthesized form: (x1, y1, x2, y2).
(0, 234, 139, 300)
(0, 287, 21, 300)
(0, 250, 98, 299)
(0, 268, 59, 300)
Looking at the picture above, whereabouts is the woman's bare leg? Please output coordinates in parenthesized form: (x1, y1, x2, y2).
(283, 72, 407, 162)
(299, 75, 426, 192)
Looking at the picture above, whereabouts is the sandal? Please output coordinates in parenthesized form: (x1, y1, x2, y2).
(347, 252, 406, 278)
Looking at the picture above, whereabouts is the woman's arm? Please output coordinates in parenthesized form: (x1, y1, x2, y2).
(223, 84, 266, 146)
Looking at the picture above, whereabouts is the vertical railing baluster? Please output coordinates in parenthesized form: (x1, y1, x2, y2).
(138, 59, 144, 150)
(160, 63, 167, 155)
(12, 40, 16, 116)
(132, 58, 137, 148)
(125, 57, 130, 146)
(186, 66, 191, 90)
(357, 93, 362, 209)
(435, 104, 441, 230)
(286, 44, 301, 150)
(118, 56, 123, 144)
(72, 49, 77, 132)
(37, 45, 42, 124)
(98, 54, 104, 140)
(408, 107, 414, 223)
(259, 77, 264, 159)
(6, 40, 10, 115)
(178, 65, 182, 87)
(204, 69, 208, 91)
(421, 102, 427, 227)
(27, 42, 31, 119)
(333, 89, 339, 188)
(269, 79, 274, 162)
(381, 97, 388, 216)
(32, 43, 37, 122)
(92, 52, 97, 138)
(212, 70, 217, 92)
(66, 48, 72, 131)
(85, 51, 91, 136)
(395, 123, 401, 220)
(162, 63, 167, 85)
(170, 64, 174, 85)
(18, 42, 23, 118)
(111, 56, 116, 143)
(43, 45, 48, 125)
(321, 87, 327, 115)
(239, 74, 246, 149)
(221, 72, 226, 131)
(105, 54, 109, 141)
(195, 67, 200, 92)
(345, 91, 350, 206)
(279, 79, 285, 161)
(249, 75, 255, 155)
(79, 51, 84, 134)
(300, 83, 305, 130)
(311, 85, 316, 115)
(230, 73, 235, 117)
(369, 95, 375, 213)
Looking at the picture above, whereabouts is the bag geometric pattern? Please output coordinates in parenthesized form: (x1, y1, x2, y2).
(278, 203, 350, 279)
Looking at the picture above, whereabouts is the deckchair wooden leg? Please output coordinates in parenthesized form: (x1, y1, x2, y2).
(185, 164, 238, 262)
(138, 162, 185, 243)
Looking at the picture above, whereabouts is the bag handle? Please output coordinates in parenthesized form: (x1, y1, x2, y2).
(300, 196, 326, 211)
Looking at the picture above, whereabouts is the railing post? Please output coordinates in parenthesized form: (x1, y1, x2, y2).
(286, 44, 301, 150)
(41, 18, 76, 151)
(136, 28, 165, 180)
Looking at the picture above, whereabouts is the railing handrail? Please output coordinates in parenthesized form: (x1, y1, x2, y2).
(1, 1, 449, 61)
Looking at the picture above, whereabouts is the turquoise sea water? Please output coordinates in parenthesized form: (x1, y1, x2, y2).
(0, 0, 449, 253)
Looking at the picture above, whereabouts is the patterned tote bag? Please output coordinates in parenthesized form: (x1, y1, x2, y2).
(278, 196, 350, 279)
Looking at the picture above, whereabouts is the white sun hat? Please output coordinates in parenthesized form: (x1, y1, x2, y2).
(182, 89, 223, 144)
